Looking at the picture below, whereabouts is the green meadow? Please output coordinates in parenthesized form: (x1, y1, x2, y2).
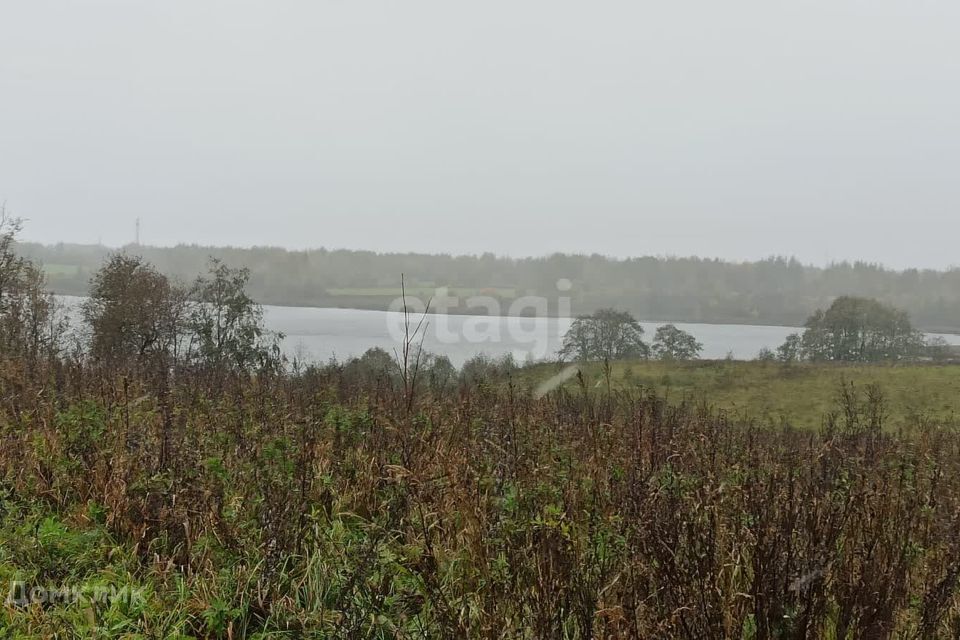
(520, 360, 960, 430)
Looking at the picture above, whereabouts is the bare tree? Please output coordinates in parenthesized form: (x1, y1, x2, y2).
(393, 274, 431, 415)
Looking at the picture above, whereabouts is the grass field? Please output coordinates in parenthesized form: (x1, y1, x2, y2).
(40, 263, 80, 276)
(520, 360, 960, 429)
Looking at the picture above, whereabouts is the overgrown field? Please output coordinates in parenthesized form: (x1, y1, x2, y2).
(520, 360, 960, 430)
(4, 360, 960, 638)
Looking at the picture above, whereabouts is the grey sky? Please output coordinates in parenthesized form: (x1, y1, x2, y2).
(2, 0, 959, 269)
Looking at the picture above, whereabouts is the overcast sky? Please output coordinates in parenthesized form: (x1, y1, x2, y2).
(2, 1, 959, 269)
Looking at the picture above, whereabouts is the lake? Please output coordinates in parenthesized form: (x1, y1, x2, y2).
(263, 305, 960, 367)
(59, 297, 960, 367)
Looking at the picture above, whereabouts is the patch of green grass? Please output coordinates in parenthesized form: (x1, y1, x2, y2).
(41, 263, 81, 277)
(0, 502, 171, 637)
(522, 360, 960, 429)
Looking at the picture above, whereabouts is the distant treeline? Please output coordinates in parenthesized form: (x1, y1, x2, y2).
(17, 241, 960, 331)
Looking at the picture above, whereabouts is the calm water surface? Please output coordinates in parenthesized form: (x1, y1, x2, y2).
(264, 305, 960, 367)
(61, 297, 960, 367)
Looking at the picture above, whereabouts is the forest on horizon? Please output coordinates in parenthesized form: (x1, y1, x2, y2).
(17, 240, 960, 332)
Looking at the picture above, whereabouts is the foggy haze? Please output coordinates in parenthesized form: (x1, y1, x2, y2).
(2, 0, 959, 269)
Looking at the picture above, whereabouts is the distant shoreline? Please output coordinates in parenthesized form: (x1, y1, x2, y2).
(24, 241, 960, 336)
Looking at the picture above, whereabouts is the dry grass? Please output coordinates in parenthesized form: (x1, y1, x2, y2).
(3, 359, 960, 637)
